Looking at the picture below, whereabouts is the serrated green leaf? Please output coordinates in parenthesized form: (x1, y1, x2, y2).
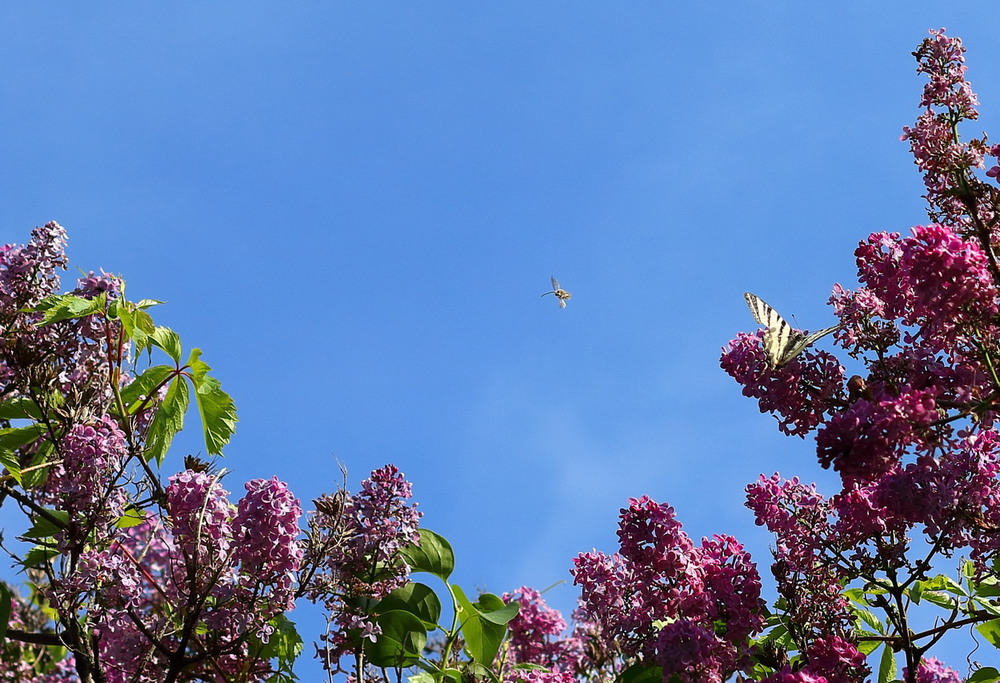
(0, 582, 11, 642)
(366, 609, 426, 668)
(851, 605, 883, 633)
(22, 545, 60, 569)
(30, 293, 103, 325)
(977, 618, 1000, 646)
(968, 666, 1000, 683)
(143, 375, 190, 464)
(401, 529, 455, 581)
(149, 326, 182, 362)
(24, 509, 69, 539)
(0, 397, 42, 421)
(119, 365, 174, 411)
(377, 582, 442, 628)
(0, 424, 48, 453)
(187, 349, 237, 455)
(877, 644, 897, 683)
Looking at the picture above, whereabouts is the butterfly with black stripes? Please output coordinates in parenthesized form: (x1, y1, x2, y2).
(744, 292, 840, 368)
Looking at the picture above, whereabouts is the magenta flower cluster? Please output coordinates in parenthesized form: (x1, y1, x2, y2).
(571, 496, 764, 682)
(501, 586, 585, 673)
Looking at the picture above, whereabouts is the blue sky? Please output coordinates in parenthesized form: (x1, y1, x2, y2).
(4, 3, 1000, 679)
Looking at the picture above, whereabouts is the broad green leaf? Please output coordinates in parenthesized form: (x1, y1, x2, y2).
(187, 349, 237, 455)
(852, 607, 883, 633)
(402, 529, 455, 581)
(0, 449, 19, 483)
(618, 663, 664, 683)
(366, 609, 426, 668)
(119, 365, 174, 411)
(0, 397, 41, 420)
(144, 375, 190, 464)
(877, 644, 896, 683)
(24, 509, 69, 539)
(115, 508, 147, 529)
(30, 293, 103, 325)
(0, 424, 48, 453)
(855, 633, 883, 656)
(919, 574, 966, 596)
(0, 583, 10, 642)
(256, 614, 302, 682)
(135, 299, 163, 309)
(377, 582, 442, 627)
(968, 667, 1000, 683)
(149, 326, 182, 362)
(22, 545, 60, 569)
(452, 585, 509, 666)
(475, 593, 519, 626)
(977, 618, 1000, 646)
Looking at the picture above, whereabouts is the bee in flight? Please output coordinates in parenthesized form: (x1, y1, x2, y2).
(542, 276, 572, 308)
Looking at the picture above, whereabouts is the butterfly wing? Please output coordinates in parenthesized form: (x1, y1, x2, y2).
(746, 293, 793, 367)
(746, 292, 839, 367)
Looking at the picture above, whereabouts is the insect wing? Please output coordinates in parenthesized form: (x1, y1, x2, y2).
(558, 298, 567, 309)
(772, 324, 840, 367)
(551, 276, 561, 291)
(744, 292, 783, 330)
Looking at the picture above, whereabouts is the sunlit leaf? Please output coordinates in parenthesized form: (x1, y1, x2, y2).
(402, 528, 455, 581)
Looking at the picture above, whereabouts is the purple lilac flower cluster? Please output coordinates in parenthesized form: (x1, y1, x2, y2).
(571, 496, 764, 683)
(310, 464, 423, 674)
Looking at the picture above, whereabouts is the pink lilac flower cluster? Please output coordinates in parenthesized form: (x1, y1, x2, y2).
(40, 415, 129, 548)
(904, 657, 963, 683)
(501, 586, 585, 673)
(900, 29, 990, 231)
(0, 220, 67, 313)
(571, 496, 764, 683)
(58, 473, 303, 682)
(311, 465, 422, 674)
(720, 332, 845, 437)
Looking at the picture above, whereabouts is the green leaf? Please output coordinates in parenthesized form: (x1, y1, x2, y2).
(617, 663, 664, 683)
(115, 507, 147, 529)
(0, 449, 19, 484)
(30, 293, 103, 325)
(24, 509, 69, 539)
(877, 643, 897, 683)
(149, 326, 182, 362)
(452, 585, 511, 666)
(401, 529, 455, 581)
(0, 582, 11, 642)
(119, 365, 174, 411)
(376, 582, 442, 628)
(21, 545, 60, 569)
(187, 349, 237, 456)
(143, 375, 190, 464)
(968, 667, 1000, 683)
(0, 424, 48, 453)
(255, 614, 302, 682)
(366, 609, 427, 668)
(855, 632, 883, 656)
(0, 397, 42, 421)
(977, 618, 1000, 647)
